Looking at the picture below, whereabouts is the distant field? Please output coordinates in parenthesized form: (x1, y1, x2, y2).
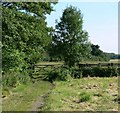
(80, 59, 120, 64)
(36, 59, 120, 66)
(36, 62, 63, 65)
(42, 77, 118, 111)
(109, 59, 120, 63)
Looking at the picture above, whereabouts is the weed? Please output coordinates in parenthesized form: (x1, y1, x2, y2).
(78, 92, 91, 102)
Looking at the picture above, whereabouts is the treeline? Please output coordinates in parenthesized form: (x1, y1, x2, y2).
(2, 2, 56, 72)
(2, 2, 57, 86)
(105, 53, 120, 59)
(2, 2, 116, 87)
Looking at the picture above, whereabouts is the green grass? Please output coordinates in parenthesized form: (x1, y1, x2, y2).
(2, 81, 53, 111)
(80, 59, 120, 64)
(36, 62, 63, 65)
(78, 92, 92, 102)
(109, 59, 120, 63)
(2, 61, 119, 111)
(42, 76, 118, 111)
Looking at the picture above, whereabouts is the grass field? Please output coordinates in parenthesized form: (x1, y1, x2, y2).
(36, 62, 63, 65)
(36, 59, 120, 65)
(42, 76, 119, 111)
(2, 60, 119, 111)
(109, 59, 120, 63)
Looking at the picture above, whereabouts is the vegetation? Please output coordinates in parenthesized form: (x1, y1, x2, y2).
(42, 77, 118, 111)
(72, 67, 119, 78)
(2, 2, 119, 112)
(2, 2, 113, 87)
(49, 6, 91, 67)
(90, 44, 110, 61)
(78, 92, 92, 102)
(2, 81, 53, 111)
(2, 2, 56, 85)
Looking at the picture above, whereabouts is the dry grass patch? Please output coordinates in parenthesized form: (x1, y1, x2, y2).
(42, 76, 118, 111)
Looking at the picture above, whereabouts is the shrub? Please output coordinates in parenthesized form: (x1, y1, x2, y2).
(70, 66, 119, 78)
(92, 67, 118, 77)
(43, 67, 70, 82)
(2, 72, 30, 87)
(78, 92, 91, 102)
(80, 67, 93, 77)
(56, 68, 70, 81)
(70, 66, 80, 78)
(92, 67, 105, 77)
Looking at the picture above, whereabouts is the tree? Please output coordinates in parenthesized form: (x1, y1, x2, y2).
(91, 44, 102, 56)
(51, 6, 91, 67)
(2, 2, 56, 73)
(90, 44, 110, 61)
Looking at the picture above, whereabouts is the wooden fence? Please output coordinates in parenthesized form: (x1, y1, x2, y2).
(32, 62, 120, 71)
(78, 63, 120, 68)
(31, 63, 120, 78)
(32, 64, 65, 73)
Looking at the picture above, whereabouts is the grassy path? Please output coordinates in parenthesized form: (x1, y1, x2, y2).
(2, 81, 53, 111)
(30, 83, 55, 111)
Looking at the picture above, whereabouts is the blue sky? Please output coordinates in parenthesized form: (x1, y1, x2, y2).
(46, 1, 118, 54)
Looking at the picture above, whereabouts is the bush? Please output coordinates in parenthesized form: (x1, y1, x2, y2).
(92, 67, 105, 77)
(70, 67, 80, 78)
(43, 67, 70, 83)
(2, 72, 30, 87)
(78, 92, 91, 102)
(92, 67, 118, 77)
(70, 66, 119, 78)
(80, 67, 93, 77)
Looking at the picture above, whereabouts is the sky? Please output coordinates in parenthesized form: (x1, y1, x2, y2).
(46, 1, 118, 54)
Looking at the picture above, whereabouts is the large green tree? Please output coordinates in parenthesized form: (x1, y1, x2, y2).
(2, 2, 56, 72)
(51, 6, 91, 67)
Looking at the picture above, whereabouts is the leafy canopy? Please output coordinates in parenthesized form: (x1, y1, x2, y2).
(2, 2, 55, 72)
(51, 6, 91, 67)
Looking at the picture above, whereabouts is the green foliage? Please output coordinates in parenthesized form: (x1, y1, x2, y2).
(2, 3, 54, 71)
(50, 6, 91, 67)
(44, 68, 70, 82)
(2, 72, 30, 87)
(2, 2, 56, 86)
(78, 92, 91, 102)
(92, 67, 118, 77)
(106, 52, 120, 59)
(91, 44, 101, 56)
(90, 44, 110, 61)
(70, 67, 119, 78)
(70, 66, 82, 78)
(80, 67, 93, 77)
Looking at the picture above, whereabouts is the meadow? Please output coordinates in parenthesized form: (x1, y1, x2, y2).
(42, 76, 119, 111)
(2, 60, 119, 111)
(2, 2, 119, 112)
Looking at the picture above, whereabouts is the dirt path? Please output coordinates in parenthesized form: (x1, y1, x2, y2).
(30, 83, 55, 112)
